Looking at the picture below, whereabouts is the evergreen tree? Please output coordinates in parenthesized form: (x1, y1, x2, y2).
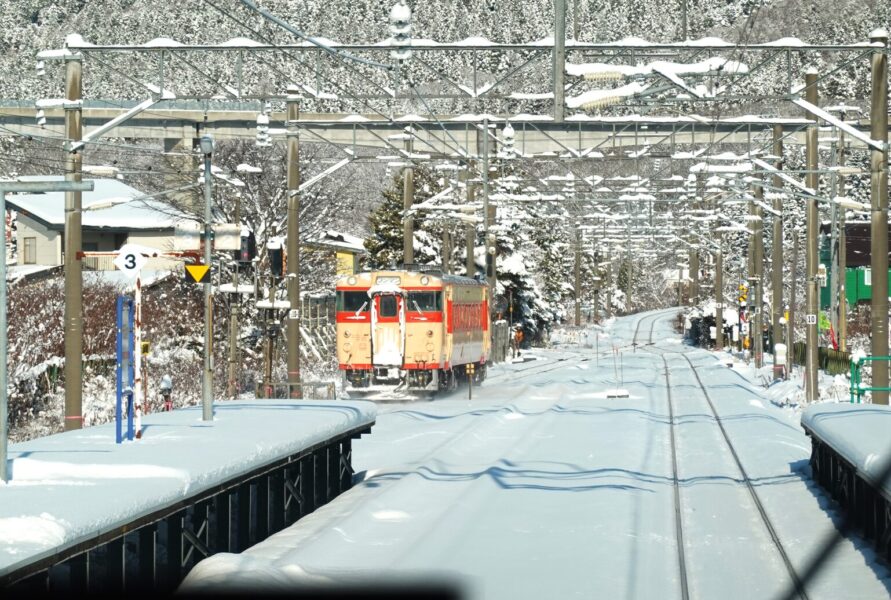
(364, 165, 447, 269)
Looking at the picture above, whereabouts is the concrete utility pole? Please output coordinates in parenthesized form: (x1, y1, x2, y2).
(465, 170, 476, 277)
(804, 68, 819, 402)
(837, 123, 848, 351)
(788, 233, 799, 377)
(715, 224, 724, 352)
(870, 28, 889, 404)
(200, 134, 214, 421)
(553, 0, 566, 122)
(228, 192, 241, 399)
(442, 226, 452, 274)
(63, 54, 84, 431)
(574, 224, 582, 326)
(771, 125, 784, 374)
(1, 180, 94, 482)
(286, 91, 302, 398)
(402, 129, 415, 266)
(753, 187, 764, 369)
(482, 119, 494, 301)
(691, 175, 703, 303)
(746, 198, 755, 354)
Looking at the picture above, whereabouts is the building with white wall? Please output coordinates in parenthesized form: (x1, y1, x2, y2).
(6, 176, 186, 270)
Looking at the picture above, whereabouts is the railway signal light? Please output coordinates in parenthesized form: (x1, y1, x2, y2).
(237, 228, 257, 264)
(267, 238, 285, 278)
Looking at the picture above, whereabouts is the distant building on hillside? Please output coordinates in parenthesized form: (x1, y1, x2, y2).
(6, 176, 184, 270)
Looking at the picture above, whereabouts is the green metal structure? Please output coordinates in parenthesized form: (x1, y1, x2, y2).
(849, 356, 891, 403)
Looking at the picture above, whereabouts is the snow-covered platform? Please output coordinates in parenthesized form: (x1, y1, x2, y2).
(178, 314, 891, 599)
(802, 403, 891, 561)
(0, 399, 376, 593)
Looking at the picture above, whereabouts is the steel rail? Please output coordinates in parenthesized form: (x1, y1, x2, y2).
(662, 356, 691, 600)
(679, 352, 809, 600)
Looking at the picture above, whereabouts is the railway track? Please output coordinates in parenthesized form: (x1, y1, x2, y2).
(631, 308, 679, 348)
(676, 351, 809, 600)
(661, 356, 691, 600)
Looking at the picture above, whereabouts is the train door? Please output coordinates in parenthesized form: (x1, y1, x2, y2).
(371, 292, 405, 366)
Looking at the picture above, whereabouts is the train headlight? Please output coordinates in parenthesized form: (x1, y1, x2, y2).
(347, 276, 357, 285)
(344, 330, 351, 338)
(426, 343, 434, 352)
(420, 275, 430, 285)
(426, 330, 433, 337)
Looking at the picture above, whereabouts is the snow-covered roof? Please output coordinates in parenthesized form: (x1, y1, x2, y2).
(7, 177, 185, 231)
(306, 230, 366, 254)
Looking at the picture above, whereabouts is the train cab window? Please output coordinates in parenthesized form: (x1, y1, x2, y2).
(337, 291, 369, 312)
(379, 295, 398, 317)
(408, 291, 441, 312)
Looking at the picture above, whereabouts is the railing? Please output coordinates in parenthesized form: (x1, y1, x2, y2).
(82, 255, 116, 271)
(849, 356, 891, 403)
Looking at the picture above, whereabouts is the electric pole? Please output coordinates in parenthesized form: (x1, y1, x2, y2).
(63, 54, 84, 431)
(228, 192, 241, 400)
(804, 68, 819, 402)
(771, 125, 784, 377)
(837, 119, 848, 352)
(573, 221, 582, 327)
(715, 222, 724, 352)
(870, 29, 889, 404)
(286, 90, 302, 398)
(465, 170, 476, 277)
(753, 185, 764, 369)
(553, 0, 566, 122)
(402, 128, 415, 267)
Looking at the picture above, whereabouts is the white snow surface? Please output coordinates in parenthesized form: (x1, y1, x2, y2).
(180, 311, 891, 599)
(0, 400, 376, 577)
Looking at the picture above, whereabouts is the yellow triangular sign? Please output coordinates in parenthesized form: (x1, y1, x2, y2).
(185, 264, 210, 283)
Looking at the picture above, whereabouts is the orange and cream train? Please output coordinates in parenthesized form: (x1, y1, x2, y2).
(335, 270, 490, 395)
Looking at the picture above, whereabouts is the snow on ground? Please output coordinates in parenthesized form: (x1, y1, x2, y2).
(180, 311, 891, 599)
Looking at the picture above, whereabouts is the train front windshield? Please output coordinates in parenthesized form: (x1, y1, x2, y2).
(337, 291, 369, 312)
(407, 291, 442, 311)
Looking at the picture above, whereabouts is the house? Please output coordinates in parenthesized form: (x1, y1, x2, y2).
(304, 230, 367, 275)
(819, 222, 891, 308)
(6, 176, 184, 270)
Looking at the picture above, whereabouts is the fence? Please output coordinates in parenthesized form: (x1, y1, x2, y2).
(792, 342, 851, 376)
(255, 381, 336, 399)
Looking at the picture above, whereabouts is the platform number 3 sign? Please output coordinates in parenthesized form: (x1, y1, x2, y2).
(114, 245, 148, 278)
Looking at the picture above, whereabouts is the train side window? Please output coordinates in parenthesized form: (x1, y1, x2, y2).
(408, 291, 441, 312)
(337, 291, 368, 312)
(379, 295, 398, 317)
